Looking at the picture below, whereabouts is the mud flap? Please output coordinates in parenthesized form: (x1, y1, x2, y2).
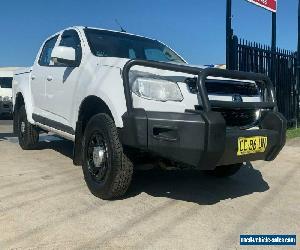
(73, 121, 83, 166)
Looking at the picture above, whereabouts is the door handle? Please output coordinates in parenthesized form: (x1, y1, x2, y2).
(46, 76, 53, 81)
(31, 75, 36, 80)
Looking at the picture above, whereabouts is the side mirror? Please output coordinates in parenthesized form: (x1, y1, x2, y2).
(51, 46, 76, 66)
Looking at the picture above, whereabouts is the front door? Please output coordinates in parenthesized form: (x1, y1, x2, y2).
(31, 35, 59, 117)
(44, 29, 83, 129)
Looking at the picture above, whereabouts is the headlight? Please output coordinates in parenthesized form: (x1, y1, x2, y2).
(132, 77, 183, 102)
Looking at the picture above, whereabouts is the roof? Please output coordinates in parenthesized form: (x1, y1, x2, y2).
(72, 26, 155, 41)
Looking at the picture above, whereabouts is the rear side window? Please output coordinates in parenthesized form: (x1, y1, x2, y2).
(39, 36, 58, 66)
(0, 77, 12, 88)
(59, 29, 82, 64)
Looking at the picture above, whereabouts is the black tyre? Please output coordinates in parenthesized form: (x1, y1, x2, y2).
(82, 113, 133, 200)
(208, 163, 243, 177)
(17, 105, 39, 150)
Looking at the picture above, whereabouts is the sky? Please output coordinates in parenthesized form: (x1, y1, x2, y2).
(0, 0, 298, 67)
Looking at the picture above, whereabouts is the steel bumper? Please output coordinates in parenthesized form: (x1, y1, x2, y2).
(120, 109, 286, 170)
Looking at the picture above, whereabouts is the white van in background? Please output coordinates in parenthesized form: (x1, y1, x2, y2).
(0, 67, 17, 117)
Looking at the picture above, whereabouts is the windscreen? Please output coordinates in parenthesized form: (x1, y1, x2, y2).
(0, 77, 12, 88)
(84, 28, 185, 63)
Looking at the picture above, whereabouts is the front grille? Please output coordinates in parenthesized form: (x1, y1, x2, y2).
(185, 78, 259, 96)
(205, 80, 259, 96)
(185, 77, 260, 128)
(212, 108, 257, 127)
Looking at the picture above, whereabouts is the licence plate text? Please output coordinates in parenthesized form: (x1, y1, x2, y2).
(237, 136, 268, 156)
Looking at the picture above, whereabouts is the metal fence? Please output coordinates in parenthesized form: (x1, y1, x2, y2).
(229, 35, 299, 127)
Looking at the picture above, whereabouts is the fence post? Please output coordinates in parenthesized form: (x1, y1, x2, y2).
(226, 0, 233, 69)
(296, 0, 300, 127)
(231, 35, 239, 70)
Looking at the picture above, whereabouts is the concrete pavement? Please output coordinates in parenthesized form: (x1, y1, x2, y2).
(0, 120, 299, 249)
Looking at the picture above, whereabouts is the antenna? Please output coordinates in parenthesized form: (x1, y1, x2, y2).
(115, 19, 126, 33)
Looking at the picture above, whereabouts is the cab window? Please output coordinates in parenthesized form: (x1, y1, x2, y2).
(59, 29, 82, 65)
(38, 36, 58, 66)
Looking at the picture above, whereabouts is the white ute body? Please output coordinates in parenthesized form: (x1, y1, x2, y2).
(13, 26, 260, 141)
(12, 26, 286, 200)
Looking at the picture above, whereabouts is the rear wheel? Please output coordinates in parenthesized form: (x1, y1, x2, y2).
(208, 163, 243, 177)
(17, 105, 39, 150)
(82, 113, 133, 200)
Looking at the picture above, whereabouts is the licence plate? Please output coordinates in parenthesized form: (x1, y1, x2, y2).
(237, 136, 268, 156)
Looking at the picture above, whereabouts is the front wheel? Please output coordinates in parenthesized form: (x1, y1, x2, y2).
(208, 163, 243, 177)
(82, 113, 133, 200)
(17, 105, 39, 150)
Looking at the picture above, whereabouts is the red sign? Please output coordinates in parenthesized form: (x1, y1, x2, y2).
(247, 0, 277, 12)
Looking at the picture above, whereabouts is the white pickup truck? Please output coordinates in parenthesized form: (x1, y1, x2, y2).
(13, 26, 286, 199)
(0, 68, 15, 117)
